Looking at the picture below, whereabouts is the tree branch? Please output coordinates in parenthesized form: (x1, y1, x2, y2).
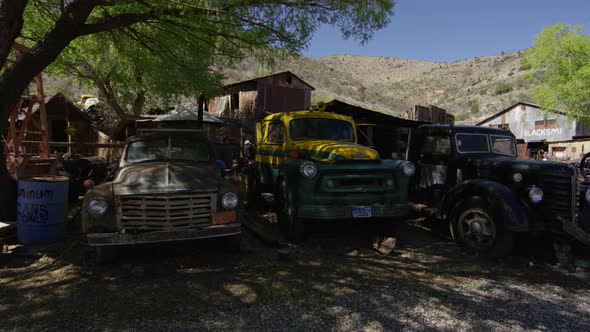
(0, 0, 29, 69)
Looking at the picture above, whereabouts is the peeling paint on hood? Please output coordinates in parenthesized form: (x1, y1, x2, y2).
(113, 161, 220, 196)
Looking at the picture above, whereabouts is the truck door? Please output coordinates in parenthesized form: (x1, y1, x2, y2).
(411, 133, 453, 205)
(255, 121, 286, 185)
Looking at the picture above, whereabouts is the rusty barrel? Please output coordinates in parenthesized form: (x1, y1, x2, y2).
(17, 176, 69, 245)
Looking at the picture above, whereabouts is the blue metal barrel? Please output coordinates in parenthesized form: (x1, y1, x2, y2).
(17, 176, 69, 245)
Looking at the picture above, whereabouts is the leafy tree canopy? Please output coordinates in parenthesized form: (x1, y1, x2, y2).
(0, 0, 395, 123)
(526, 24, 590, 121)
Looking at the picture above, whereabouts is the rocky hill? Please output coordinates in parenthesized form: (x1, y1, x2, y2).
(223, 51, 536, 123)
(44, 51, 536, 124)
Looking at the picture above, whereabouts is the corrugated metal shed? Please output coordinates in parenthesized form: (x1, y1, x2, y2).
(153, 103, 223, 123)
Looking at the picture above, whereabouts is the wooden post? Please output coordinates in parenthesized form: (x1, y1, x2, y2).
(16, 101, 33, 151)
(7, 103, 17, 154)
(35, 73, 49, 158)
(197, 94, 204, 126)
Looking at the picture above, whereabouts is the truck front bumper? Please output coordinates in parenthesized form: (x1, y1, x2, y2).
(87, 223, 241, 246)
(297, 204, 408, 220)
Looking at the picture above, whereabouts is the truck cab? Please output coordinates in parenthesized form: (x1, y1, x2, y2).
(82, 132, 241, 262)
(407, 124, 589, 256)
(249, 110, 415, 240)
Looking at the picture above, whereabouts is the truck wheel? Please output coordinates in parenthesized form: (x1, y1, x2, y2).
(96, 246, 116, 265)
(278, 180, 305, 242)
(449, 197, 514, 258)
(225, 234, 242, 253)
(246, 172, 260, 211)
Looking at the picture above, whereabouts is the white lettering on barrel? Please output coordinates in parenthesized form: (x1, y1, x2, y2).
(17, 189, 54, 200)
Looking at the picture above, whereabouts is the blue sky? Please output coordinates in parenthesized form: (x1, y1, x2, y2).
(302, 0, 589, 62)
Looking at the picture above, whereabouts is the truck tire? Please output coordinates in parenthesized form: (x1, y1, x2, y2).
(225, 234, 242, 253)
(246, 171, 260, 211)
(277, 180, 305, 242)
(449, 196, 514, 258)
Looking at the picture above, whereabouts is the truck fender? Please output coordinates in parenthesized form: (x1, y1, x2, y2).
(276, 158, 304, 195)
(441, 179, 530, 232)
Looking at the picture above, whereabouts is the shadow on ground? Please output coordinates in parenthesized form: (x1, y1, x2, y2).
(0, 215, 588, 331)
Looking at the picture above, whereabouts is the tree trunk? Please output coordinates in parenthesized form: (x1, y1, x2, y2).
(132, 91, 146, 117)
(94, 78, 128, 119)
(198, 94, 205, 125)
(0, 1, 97, 135)
(0, 0, 28, 68)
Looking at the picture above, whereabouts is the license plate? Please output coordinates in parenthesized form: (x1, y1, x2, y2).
(212, 211, 237, 225)
(352, 207, 372, 218)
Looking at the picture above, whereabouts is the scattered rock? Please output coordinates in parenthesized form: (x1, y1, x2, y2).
(373, 237, 397, 256)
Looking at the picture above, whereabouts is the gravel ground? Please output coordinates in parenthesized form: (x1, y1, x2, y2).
(1, 219, 589, 331)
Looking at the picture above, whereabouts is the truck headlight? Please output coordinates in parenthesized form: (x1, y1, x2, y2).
(529, 186, 543, 204)
(221, 192, 239, 210)
(300, 162, 318, 178)
(87, 198, 108, 217)
(401, 161, 416, 176)
(585, 189, 590, 204)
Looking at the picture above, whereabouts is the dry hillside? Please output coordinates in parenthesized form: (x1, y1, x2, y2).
(44, 51, 536, 124)
(224, 51, 536, 123)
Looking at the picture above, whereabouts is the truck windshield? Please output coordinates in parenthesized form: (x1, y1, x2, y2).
(455, 133, 516, 156)
(290, 118, 354, 142)
(490, 135, 517, 156)
(126, 136, 210, 163)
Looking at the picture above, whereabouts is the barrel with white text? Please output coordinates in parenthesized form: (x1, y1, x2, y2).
(17, 176, 69, 245)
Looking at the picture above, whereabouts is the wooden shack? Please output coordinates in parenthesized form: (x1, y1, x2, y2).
(404, 104, 455, 125)
(208, 71, 315, 145)
(326, 99, 423, 159)
(25, 93, 115, 156)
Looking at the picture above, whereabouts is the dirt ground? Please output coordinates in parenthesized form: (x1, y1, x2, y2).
(1, 215, 589, 331)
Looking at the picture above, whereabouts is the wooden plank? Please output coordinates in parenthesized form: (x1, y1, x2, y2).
(0, 222, 16, 235)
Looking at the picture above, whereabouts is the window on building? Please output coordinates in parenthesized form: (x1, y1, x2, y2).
(552, 146, 567, 160)
(546, 119, 557, 129)
(534, 120, 545, 129)
(490, 124, 510, 130)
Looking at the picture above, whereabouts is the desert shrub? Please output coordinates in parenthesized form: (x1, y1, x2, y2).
(494, 83, 513, 95)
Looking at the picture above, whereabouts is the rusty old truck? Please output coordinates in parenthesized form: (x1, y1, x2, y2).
(247, 109, 415, 241)
(82, 132, 241, 262)
(407, 124, 590, 257)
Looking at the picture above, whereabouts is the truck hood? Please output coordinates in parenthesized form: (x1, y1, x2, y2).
(113, 161, 220, 195)
(291, 140, 380, 162)
(461, 155, 575, 176)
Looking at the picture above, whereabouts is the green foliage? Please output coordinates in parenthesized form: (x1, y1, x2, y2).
(519, 59, 533, 71)
(18, 0, 395, 116)
(494, 83, 513, 95)
(470, 100, 480, 114)
(455, 113, 469, 121)
(526, 24, 590, 121)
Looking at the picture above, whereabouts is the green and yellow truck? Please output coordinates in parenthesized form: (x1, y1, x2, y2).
(248, 109, 414, 240)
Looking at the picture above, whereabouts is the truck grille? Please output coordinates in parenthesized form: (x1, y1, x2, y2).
(117, 193, 216, 231)
(542, 174, 574, 220)
(319, 173, 392, 193)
